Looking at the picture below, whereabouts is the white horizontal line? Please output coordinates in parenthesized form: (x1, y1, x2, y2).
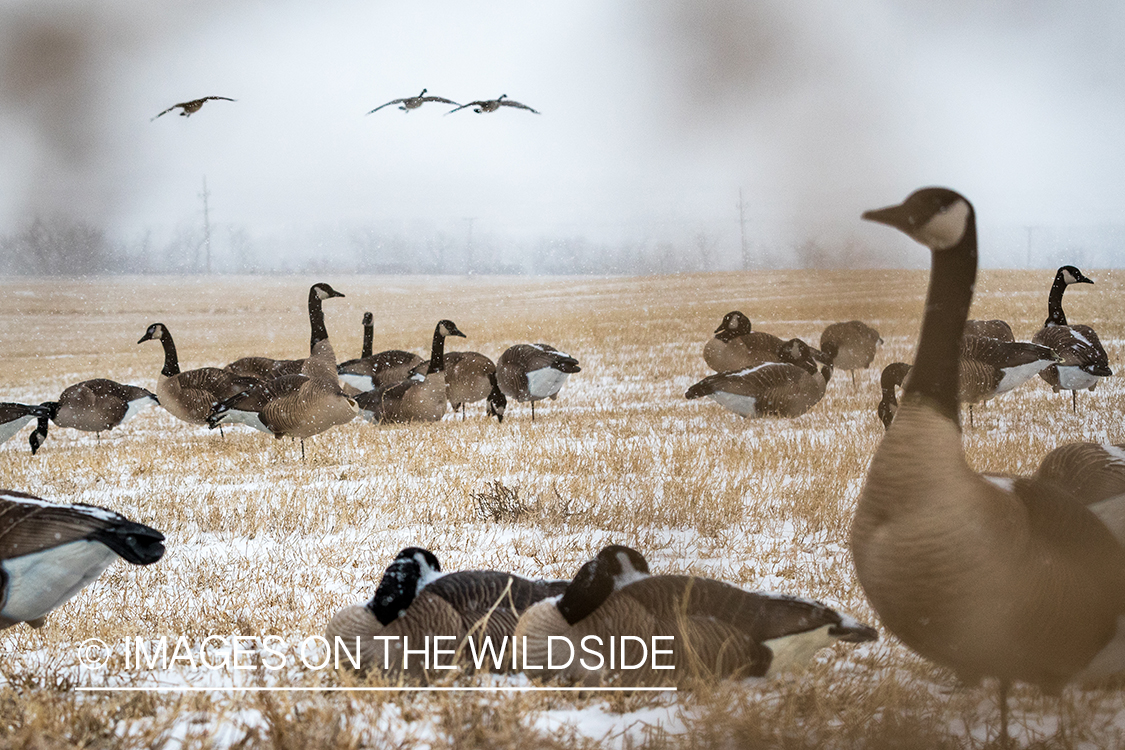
(76, 686, 677, 693)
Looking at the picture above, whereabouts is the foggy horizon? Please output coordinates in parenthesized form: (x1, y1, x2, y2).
(2, 1, 1123, 274)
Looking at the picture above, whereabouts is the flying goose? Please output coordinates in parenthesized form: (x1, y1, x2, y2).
(207, 283, 357, 456)
(513, 545, 877, 685)
(29, 379, 158, 451)
(685, 338, 831, 419)
(877, 362, 911, 430)
(137, 323, 259, 429)
(1032, 265, 1112, 412)
(851, 187, 1125, 743)
(0, 489, 164, 630)
(336, 312, 424, 393)
(956, 335, 1059, 427)
(0, 403, 51, 454)
(819, 320, 883, 384)
(446, 94, 540, 115)
(326, 547, 568, 675)
(151, 96, 235, 120)
(495, 343, 580, 421)
(964, 319, 1015, 342)
(354, 320, 465, 424)
(367, 89, 460, 114)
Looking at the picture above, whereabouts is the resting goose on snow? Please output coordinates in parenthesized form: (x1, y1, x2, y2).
(512, 545, 876, 685)
(702, 311, 801, 373)
(325, 547, 568, 675)
(852, 187, 1125, 744)
(495, 343, 580, 421)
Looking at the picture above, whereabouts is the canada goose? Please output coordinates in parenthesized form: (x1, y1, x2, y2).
(820, 320, 883, 384)
(0, 489, 164, 630)
(877, 362, 911, 430)
(207, 283, 357, 456)
(151, 96, 235, 120)
(325, 547, 567, 675)
(367, 89, 460, 114)
(1032, 265, 1112, 413)
(354, 320, 465, 424)
(137, 323, 259, 429)
(446, 94, 540, 115)
(39, 379, 157, 438)
(956, 336, 1059, 427)
(685, 338, 831, 419)
(513, 545, 877, 685)
(224, 356, 303, 382)
(443, 351, 500, 419)
(495, 344, 580, 421)
(1034, 442, 1125, 513)
(964, 319, 1015, 342)
(0, 403, 51, 455)
(702, 311, 804, 373)
(852, 187, 1125, 742)
(336, 312, 424, 392)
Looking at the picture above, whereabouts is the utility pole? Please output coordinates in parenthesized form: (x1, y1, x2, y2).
(464, 217, 476, 275)
(1025, 225, 1032, 268)
(200, 177, 212, 274)
(738, 188, 750, 270)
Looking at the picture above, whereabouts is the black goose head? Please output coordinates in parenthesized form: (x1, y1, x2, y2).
(1056, 265, 1093, 286)
(556, 545, 651, 626)
(310, 282, 345, 302)
(862, 187, 974, 252)
(90, 519, 166, 565)
(362, 312, 374, 327)
(715, 311, 753, 340)
(780, 339, 821, 375)
(435, 320, 466, 340)
(880, 362, 912, 392)
(595, 545, 651, 588)
(366, 547, 442, 626)
(137, 322, 168, 344)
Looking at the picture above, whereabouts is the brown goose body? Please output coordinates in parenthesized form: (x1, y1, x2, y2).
(964, 319, 1015, 342)
(224, 356, 303, 382)
(44, 379, 157, 434)
(495, 343, 580, 419)
(1035, 443, 1125, 526)
(852, 188, 1125, 727)
(444, 351, 497, 413)
(955, 336, 1058, 405)
(0, 489, 164, 629)
(356, 320, 465, 424)
(820, 320, 882, 375)
(336, 312, 424, 392)
(703, 311, 793, 373)
(686, 339, 830, 419)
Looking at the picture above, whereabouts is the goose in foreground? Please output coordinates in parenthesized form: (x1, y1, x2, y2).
(0, 490, 164, 629)
(513, 545, 877, 685)
(685, 338, 831, 419)
(495, 344, 580, 421)
(877, 362, 911, 430)
(852, 187, 1125, 743)
(0, 403, 51, 454)
(956, 335, 1059, 427)
(336, 312, 424, 393)
(30, 379, 158, 451)
(207, 283, 357, 456)
(964, 319, 1015, 342)
(354, 320, 465, 424)
(1032, 265, 1112, 413)
(326, 547, 568, 675)
(820, 320, 882, 384)
(151, 96, 235, 120)
(367, 88, 460, 114)
(138, 323, 259, 430)
(446, 94, 540, 115)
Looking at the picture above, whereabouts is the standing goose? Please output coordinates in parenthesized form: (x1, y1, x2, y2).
(513, 545, 877, 685)
(877, 362, 911, 430)
(137, 323, 259, 428)
(443, 351, 502, 419)
(956, 336, 1059, 427)
(354, 320, 465, 424)
(0, 403, 51, 454)
(34, 379, 157, 447)
(336, 312, 424, 393)
(0, 490, 164, 629)
(495, 344, 580, 421)
(1032, 265, 1112, 413)
(820, 320, 883, 385)
(685, 339, 831, 419)
(851, 187, 1125, 742)
(326, 547, 567, 675)
(446, 94, 540, 115)
(367, 88, 460, 114)
(207, 283, 357, 456)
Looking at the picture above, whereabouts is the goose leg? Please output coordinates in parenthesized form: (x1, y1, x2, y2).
(531, 400, 536, 422)
(300, 439, 306, 461)
(851, 370, 857, 386)
(1072, 389, 1078, 414)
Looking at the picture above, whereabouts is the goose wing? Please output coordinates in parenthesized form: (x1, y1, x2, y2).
(367, 98, 409, 114)
(498, 99, 540, 113)
(1034, 325, 1111, 373)
(685, 362, 804, 410)
(446, 101, 486, 114)
(421, 96, 459, 105)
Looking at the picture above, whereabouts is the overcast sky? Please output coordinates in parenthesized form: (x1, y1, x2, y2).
(2, 1, 1124, 269)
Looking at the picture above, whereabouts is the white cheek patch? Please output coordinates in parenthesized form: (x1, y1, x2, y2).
(1062, 270, 1078, 284)
(919, 199, 970, 250)
(1, 540, 119, 622)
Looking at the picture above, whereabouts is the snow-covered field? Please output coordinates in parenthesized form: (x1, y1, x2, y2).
(1, 270, 1124, 749)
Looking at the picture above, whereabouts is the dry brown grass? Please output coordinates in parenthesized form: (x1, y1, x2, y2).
(1, 269, 1124, 748)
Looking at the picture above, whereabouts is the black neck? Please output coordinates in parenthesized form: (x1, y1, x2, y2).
(427, 326, 447, 374)
(557, 559, 612, 625)
(159, 331, 180, 377)
(904, 216, 977, 426)
(362, 322, 373, 358)
(366, 559, 419, 626)
(308, 290, 329, 352)
(1045, 275, 1069, 327)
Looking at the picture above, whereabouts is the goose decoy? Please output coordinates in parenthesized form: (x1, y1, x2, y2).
(685, 338, 831, 419)
(224, 356, 303, 382)
(446, 94, 540, 115)
(702, 311, 803, 373)
(207, 283, 357, 457)
(513, 545, 877, 685)
(964, 319, 1015, 342)
(877, 362, 911, 430)
(852, 187, 1125, 744)
(367, 88, 460, 114)
(151, 96, 235, 120)
(956, 336, 1059, 427)
(326, 547, 568, 675)
(137, 323, 259, 430)
(1032, 266, 1112, 413)
(336, 312, 424, 393)
(354, 320, 465, 424)
(0, 489, 164, 629)
(495, 344, 580, 421)
(35, 379, 157, 446)
(0, 403, 51, 454)
(820, 320, 882, 385)
(443, 351, 501, 419)
(1033, 442, 1125, 512)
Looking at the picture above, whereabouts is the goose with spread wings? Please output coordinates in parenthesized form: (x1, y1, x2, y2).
(367, 88, 460, 114)
(447, 94, 539, 115)
(152, 96, 236, 120)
